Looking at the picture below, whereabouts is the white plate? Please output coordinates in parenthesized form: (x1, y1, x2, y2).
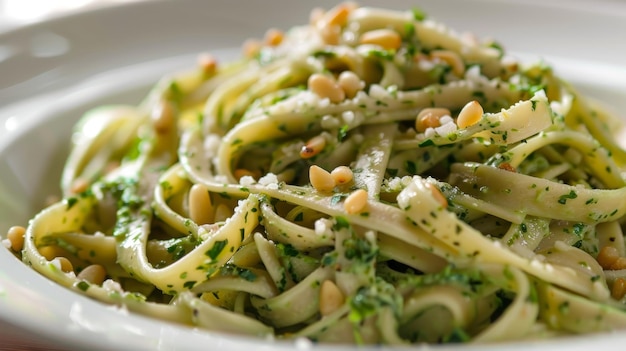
(2, 0, 626, 350)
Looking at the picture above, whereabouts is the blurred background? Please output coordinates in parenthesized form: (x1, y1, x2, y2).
(0, 0, 144, 31)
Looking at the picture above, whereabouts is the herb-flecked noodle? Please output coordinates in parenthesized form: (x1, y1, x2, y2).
(8, 2, 626, 345)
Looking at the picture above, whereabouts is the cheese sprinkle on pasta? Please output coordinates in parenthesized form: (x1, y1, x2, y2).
(7, 2, 626, 345)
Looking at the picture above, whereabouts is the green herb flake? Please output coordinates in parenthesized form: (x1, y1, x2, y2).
(65, 197, 78, 209)
(412, 7, 427, 21)
(76, 281, 90, 291)
(206, 239, 228, 260)
(558, 190, 578, 204)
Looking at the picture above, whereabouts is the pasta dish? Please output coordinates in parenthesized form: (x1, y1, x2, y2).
(5, 2, 626, 345)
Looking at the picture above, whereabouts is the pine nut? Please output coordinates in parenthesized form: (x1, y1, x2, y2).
(337, 71, 364, 98)
(497, 162, 517, 173)
(77, 264, 107, 285)
(189, 183, 214, 225)
(456, 100, 483, 128)
(598, 246, 620, 269)
(319, 280, 345, 316)
(104, 160, 120, 175)
(612, 278, 626, 300)
(152, 100, 176, 134)
(319, 24, 341, 45)
(330, 166, 353, 185)
(309, 165, 336, 193)
(430, 50, 466, 77)
(610, 257, 626, 270)
(427, 183, 448, 208)
(318, 2, 356, 28)
(359, 29, 402, 50)
(308, 73, 345, 103)
(344, 189, 368, 214)
(53, 257, 74, 273)
(70, 178, 89, 194)
(6, 226, 25, 252)
(197, 52, 217, 76)
(39, 246, 64, 260)
(300, 135, 327, 159)
(242, 39, 262, 58)
(415, 108, 450, 132)
(264, 28, 284, 46)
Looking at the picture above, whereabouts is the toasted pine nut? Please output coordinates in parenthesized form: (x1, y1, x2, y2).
(242, 39, 262, 58)
(197, 53, 217, 76)
(308, 73, 345, 103)
(6, 226, 25, 252)
(427, 183, 448, 208)
(214, 204, 233, 223)
(498, 162, 517, 173)
(319, 280, 345, 316)
(53, 257, 73, 273)
(318, 2, 357, 28)
(70, 178, 89, 194)
(610, 257, 626, 270)
(300, 135, 327, 159)
(337, 71, 364, 98)
(264, 28, 284, 46)
(330, 166, 353, 185)
(39, 246, 64, 260)
(104, 160, 120, 175)
(309, 165, 336, 192)
(152, 100, 176, 134)
(344, 189, 368, 214)
(319, 24, 341, 45)
(77, 264, 107, 285)
(598, 246, 620, 269)
(189, 183, 214, 225)
(456, 100, 483, 129)
(612, 278, 626, 300)
(415, 108, 450, 132)
(430, 50, 466, 77)
(360, 29, 402, 50)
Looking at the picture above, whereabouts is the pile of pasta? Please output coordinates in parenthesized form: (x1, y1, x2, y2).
(9, 2, 626, 345)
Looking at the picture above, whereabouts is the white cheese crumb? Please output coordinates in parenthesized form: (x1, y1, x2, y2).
(321, 115, 340, 129)
(465, 65, 482, 81)
(203, 133, 221, 160)
(342, 110, 356, 124)
(214, 175, 228, 184)
(368, 84, 388, 99)
(239, 175, 256, 186)
(424, 127, 435, 138)
(103, 279, 124, 293)
(314, 218, 334, 237)
(435, 121, 458, 136)
(258, 173, 279, 190)
(439, 115, 453, 125)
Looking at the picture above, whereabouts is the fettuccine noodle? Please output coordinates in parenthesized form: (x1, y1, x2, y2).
(6, 2, 626, 345)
